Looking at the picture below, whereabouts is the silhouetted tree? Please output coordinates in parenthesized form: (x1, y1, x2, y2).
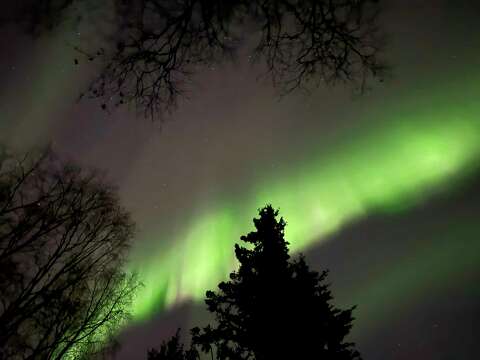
(190, 205, 360, 360)
(148, 330, 198, 360)
(6, 0, 385, 117)
(0, 148, 140, 359)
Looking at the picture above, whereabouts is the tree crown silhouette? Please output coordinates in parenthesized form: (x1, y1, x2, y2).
(7, 0, 385, 118)
(0, 147, 139, 359)
(151, 205, 361, 360)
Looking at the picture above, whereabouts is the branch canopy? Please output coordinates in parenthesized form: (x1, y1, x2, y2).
(0, 148, 139, 359)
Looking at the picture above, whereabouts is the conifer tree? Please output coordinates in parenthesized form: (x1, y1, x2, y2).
(191, 205, 361, 360)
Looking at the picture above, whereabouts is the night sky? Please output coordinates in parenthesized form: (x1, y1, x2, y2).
(1, 1, 479, 359)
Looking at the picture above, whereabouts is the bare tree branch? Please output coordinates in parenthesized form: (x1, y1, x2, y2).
(250, 0, 385, 94)
(0, 148, 140, 360)
(6, 0, 386, 118)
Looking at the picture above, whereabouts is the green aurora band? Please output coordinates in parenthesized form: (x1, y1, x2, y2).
(130, 79, 480, 321)
(9, 5, 478, 356)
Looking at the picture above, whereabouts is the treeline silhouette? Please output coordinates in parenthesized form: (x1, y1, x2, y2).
(149, 205, 360, 360)
(0, 147, 139, 359)
(0, 147, 361, 358)
(6, 0, 385, 117)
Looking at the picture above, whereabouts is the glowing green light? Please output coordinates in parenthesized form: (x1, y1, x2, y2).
(254, 115, 480, 252)
(130, 91, 480, 320)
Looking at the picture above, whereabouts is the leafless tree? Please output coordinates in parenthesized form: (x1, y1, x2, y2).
(6, 0, 386, 118)
(85, 0, 385, 117)
(250, 0, 384, 94)
(82, 0, 242, 118)
(0, 147, 139, 359)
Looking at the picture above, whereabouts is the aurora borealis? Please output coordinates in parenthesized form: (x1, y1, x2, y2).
(130, 82, 480, 319)
(1, 0, 479, 359)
